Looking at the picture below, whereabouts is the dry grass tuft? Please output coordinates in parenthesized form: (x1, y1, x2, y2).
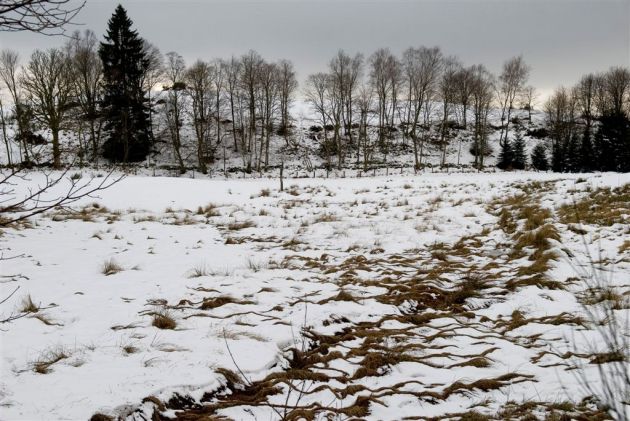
(514, 224, 560, 253)
(32, 347, 69, 374)
(20, 294, 39, 313)
(200, 296, 254, 310)
(227, 220, 256, 231)
(152, 310, 177, 330)
(313, 213, 339, 223)
(122, 344, 139, 355)
(589, 350, 625, 364)
(188, 264, 208, 278)
(102, 258, 123, 276)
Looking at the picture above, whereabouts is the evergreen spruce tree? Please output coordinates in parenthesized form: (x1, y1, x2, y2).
(531, 143, 548, 171)
(579, 126, 594, 172)
(565, 133, 581, 173)
(99, 5, 151, 163)
(511, 130, 527, 170)
(551, 140, 565, 172)
(497, 139, 513, 170)
(595, 111, 630, 172)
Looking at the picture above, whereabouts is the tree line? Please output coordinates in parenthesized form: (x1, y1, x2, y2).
(1, 4, 629, 174)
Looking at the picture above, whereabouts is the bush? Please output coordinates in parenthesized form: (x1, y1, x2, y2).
(531, 143, 549, 171)
(469, 142, 493, 157)
(527, 127, 549, 139)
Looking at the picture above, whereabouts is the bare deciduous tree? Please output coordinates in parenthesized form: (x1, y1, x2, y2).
(369, 48, 400, 164)
(356, 82, 374, 170)
(277, 59, 298, 143)
(66, 29, 103, 162)
(604, 66, 630, 115)
(454, 65, 474, 129)
(240, 50, 264, 172)
(470, 64, 494, 169)
(402, 46, 442, 170)
(0, 0, 85, 35)
(185, 60, 214, 174)
(438, 56, 461, 167)
(304, 72, 332, 168)
(211, 58, 225, 154)
(21, 48, 73, 168)
(329, 50, 363, 169)
(163, 52, 187, 174)
(574, 74, 596, 130)
(141, 41, 164, 147)
(520, 85, 538, 123)
(496, 55, 530, 146)
(224, 56, 241, 153)
(0, 49, 31, 164)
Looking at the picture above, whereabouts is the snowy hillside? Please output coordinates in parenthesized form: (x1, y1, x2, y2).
(0, 101, 548, 176)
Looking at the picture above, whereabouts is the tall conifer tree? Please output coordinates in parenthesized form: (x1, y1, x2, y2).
(99, 5, 151, 162)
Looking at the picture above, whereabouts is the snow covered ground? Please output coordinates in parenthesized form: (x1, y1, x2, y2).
(0, 170, 628, 420)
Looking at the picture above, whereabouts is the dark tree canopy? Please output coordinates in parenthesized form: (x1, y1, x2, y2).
(531, 143, 548, 171)
(497, 138, 513, 170)
(595, 111, 630, 172)
(99, 5, 151, 163)
(511, 130, 526, 170)
(0, 0, 84, 34)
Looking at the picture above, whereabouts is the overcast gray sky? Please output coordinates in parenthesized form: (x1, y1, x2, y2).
(1, 0, 628, 98)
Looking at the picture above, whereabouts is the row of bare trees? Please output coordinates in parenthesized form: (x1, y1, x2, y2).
(305, 48, 532, 171)
(157, 50, 298, 174)
(0, 29, 104, 168)
(0, 39, 300, 174)
(3, 35, 630, 174)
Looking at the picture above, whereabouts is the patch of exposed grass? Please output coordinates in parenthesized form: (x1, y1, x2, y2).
(102, 258, 123, 276)
(152, 310, 177, 330)
(199, 296, 254, 310)
(514, 224, 560, 254)
(122, 344, 139, 355)
(32, 347, 69, 374)
(246, 258, 267, 272)
(187, 264, 208, 278)
(20, 294, 39, 313)
(589, 350, 625, 364)
(558, 184, 630, 226)
(227, 220, 255, 231)
(313, 213, 339, 223)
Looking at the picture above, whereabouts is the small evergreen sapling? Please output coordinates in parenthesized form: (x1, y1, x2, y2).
(531, 143, 548, 171)
(497, 138, 513, 170)
(511, 130, 527, 170)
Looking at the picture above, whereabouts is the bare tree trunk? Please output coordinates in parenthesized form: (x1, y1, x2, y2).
(0, 100, 11, 167)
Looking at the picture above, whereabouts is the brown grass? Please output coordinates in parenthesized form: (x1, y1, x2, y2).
(188, 264, 208, 278)
(102, 258, 123, 276)
(558, 184, 630, 226)
(227, 220, 256, 231)
(514, 224, 560, 253)
(20, 294, 39, 313)
(32, 347, 69, 374)
(152, 310, 177, 330)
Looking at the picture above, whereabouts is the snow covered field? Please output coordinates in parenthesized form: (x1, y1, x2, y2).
(1, 170, 629, 420)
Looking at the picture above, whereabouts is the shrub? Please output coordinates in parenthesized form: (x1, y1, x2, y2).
(101, 259, 123, 276)
(152, 310, 177, 330)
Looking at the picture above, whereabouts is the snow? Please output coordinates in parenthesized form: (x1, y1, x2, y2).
(0, 170, 628, 420)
